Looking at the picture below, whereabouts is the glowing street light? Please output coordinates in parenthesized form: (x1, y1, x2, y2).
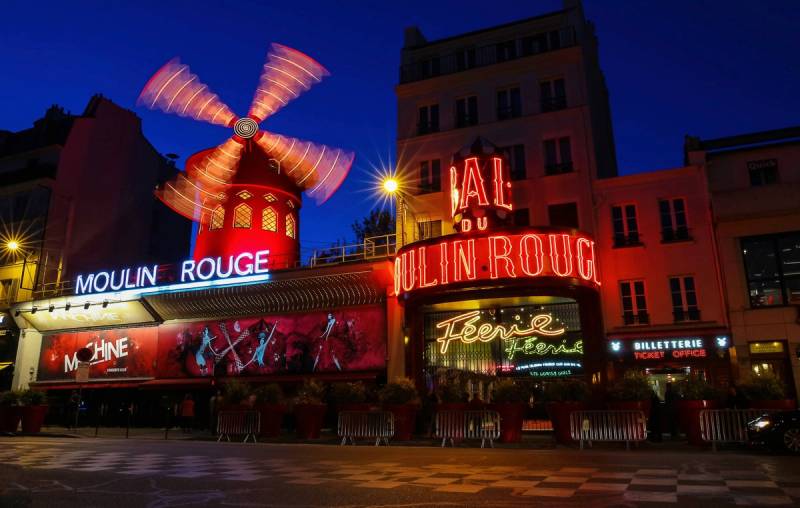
(382, 177, 399, 195)
(5, 240, 19, 252)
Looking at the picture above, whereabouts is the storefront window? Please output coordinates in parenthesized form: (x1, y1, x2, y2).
(423, 301, 583, 380)
(742, 232, 800, 307)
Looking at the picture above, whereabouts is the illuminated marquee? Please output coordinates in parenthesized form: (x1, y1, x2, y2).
(394, 229, 599, 297)
(74, 250, 270, 296)
(609, 337, 716, 361)
(449, 150, 513, 233)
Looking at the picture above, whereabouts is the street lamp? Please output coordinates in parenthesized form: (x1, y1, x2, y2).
(5, 240, 19, 252)
(381, 176, 406, 247)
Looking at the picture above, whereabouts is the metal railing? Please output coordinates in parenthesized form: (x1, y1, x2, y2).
(699, 409, 765, 451)
(434, 410, 501, 448)
(310, 234, 397, 267)
(337, 411, 395, 446)
(216, 411, 260, 443)
(569, 410, 647, 450)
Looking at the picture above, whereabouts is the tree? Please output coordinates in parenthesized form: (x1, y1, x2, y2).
(351, 210, 394, 243)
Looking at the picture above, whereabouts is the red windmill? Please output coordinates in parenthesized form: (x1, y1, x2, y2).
(138, 44, 354, 269)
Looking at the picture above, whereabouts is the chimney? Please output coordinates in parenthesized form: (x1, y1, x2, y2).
(404, 26, 427, 48)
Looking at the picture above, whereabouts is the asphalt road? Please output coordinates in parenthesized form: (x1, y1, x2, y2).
(1, 436, 798, 507)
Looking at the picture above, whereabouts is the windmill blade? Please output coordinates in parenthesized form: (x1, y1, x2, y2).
(138, 58, 237, 127)
(155, 172, 225, 224)
(186, 137, 245, 192)
(255, 131, 354, 204)
(248, 44, 330, 123)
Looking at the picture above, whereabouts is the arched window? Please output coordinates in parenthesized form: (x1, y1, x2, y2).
(285, 213, 296, 239)
(263, 193, 277, 202)
(262, 206, 277, 231)
(209, 206, 225, 230)
(233, 203, 252, 228)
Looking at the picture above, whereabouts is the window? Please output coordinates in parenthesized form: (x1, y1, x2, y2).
(286, 200, 295, 209)
(540, 78, 566, 112)
(285, 213, 296, 238)
(417, 220, 442, 241)
(499, 145, 526, 181)
(548, 202, 579, 229)
(417, 104, 439, 135)
(620, 280, 649, 325)
(521, 34, 548, 55)
(419, 57, 440, 79)
(236, 190, 252, 200)
(496, 40, 517, 62)
(233, 203, 252, 228)
(0, 279, 16, 303)
(659, 198, 690, 242)
(748, 159, 778, 186)
(262, 206, 277, 231)
(263, 193, 277, 202)
(611, 205, 640, 247)
(548, 30, 562, 50)
(209, 206, 225, 230)
(670, 276, 700, 321)
(456, 96, 478, 128)
(497, 87, 521, 120)
(543, 137, 573, 175)
(742, 232, 800, 307)
(456, 48, 476, 71)
(418, 160, 441, 194)
(513, 208, 530, 226)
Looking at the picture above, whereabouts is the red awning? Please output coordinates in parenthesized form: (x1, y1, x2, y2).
(137, 378, 213, 389)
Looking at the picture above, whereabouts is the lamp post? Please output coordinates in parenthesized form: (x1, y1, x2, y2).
(382, 177, 405, 247)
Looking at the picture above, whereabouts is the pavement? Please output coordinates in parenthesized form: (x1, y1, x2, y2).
(1, 435, 799, 507)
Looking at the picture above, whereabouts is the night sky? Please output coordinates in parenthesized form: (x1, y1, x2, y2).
(2, 1, 798, 260)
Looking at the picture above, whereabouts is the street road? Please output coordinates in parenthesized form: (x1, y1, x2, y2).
(0, 437, 798, 507)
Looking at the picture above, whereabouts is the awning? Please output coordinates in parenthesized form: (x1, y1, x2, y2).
(137, 378, 213, 389)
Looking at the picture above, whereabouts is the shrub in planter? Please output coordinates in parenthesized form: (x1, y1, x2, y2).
(293, 379, 327, 439)
(223, 379, 253, 409)
(490, 379, 529, 443)
(676, 374, 721, 445)
(739, 372, 796, 410)
(330, 382, 372, 411)
(0, 391, 23, 433)
(543, 379, 590, 445)
(20, 390, 48, 434)
(253, 384, 285, 437)
(379, 378, 420, 440)
(435, 380, 467, 410)
(607, 371, 654, 417)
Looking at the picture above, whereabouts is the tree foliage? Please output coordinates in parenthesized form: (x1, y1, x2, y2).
(351, 210, 394, 243)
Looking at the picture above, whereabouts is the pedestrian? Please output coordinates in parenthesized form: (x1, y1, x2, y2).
(180, 394, 195, 433)
(648, 389, 662, 442)
(209, 389, 223, 435)
(727, 383, 745, 409)
(664, 382, 678, 439)
(66, 390, 80, 429)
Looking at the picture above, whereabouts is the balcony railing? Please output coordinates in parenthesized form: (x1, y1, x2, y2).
(417, 122, 439, 136)
(613, 233, 642, 248)
(661, 227, 691, 243)
(310, 234, 397, 267)
(541, 96, 567, 112)
(496, 106, 522, 121)
(544, 162, 574, 176)
(399, 27, 576, 84)
(622, 311, 650, 326)
(673, 308, 701, 322)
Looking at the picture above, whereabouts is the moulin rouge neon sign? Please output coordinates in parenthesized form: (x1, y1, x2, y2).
(434, 310, 583, 359)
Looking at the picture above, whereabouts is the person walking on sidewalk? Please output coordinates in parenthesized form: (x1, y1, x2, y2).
(180, 394, 195, 433)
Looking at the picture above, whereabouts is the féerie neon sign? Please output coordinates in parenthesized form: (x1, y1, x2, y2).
(434, 310, 582, 359)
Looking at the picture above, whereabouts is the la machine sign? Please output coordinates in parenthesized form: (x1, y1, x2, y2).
(74, 250, 270, 296)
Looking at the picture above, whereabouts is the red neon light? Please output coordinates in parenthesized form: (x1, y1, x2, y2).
(449, 166, 459, 217)
(476, 216, 488, 231)
(488, 236, 516, 279)
(395, 229, 599, 297)
(461, 218, 473, 232)
(458, 157, 489, 211)
(492, 157, 512, 211)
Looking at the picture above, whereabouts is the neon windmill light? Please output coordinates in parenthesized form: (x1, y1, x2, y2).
(138, 44, 354, 268)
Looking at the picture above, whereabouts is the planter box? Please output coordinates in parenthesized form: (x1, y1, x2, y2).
(383, 404, 418, 440)
(607, 400, 652, 419)
(21, 405, 48, 434)
(546, 401, 587, 445)
(254, 403, 286, 437)
(747, 399, 797, 411)
(676, 399, 719, 445)
(338, 403, 378, 412)
(0, 406, 22, 433)
(489, 403, 526, 443)
(294, 404, 326, 439)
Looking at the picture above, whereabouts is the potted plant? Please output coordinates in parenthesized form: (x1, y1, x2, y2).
(607, 371, 654, 418)
(489, 379, 529, 443)
(0, 391, 22, 433)
(253, 383, 285, 437)
(543, 379, 590, 445)
(222, 379, 253, 410)
(330, 382, 373, 411)
(739, 372, 796, 410)
(676, 374, 720, 445)
(20, 390, 48, 434)
(379, 377, 420, 441)
(435, 379, 467, 411)
(293, 379, 327, 439)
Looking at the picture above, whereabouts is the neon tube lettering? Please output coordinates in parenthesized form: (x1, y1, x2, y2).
(519, 234, 544, 276)
(459, 157, 489, 210)
(452, 239, 476, 282)
(488, 235, 516, 279)
(418, 246, 438, 288)
(492, 157, 512, 211)
(435, 310, 566, 354)
(548, 234, 573, 277)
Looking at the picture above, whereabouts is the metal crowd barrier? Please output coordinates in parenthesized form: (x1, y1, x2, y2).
(700, 409, 765, 451)
(217, 411, 260, 443)
(435, 410, 501, 448)
(337, 411, 394, 446)
(569, 410, 647, 450)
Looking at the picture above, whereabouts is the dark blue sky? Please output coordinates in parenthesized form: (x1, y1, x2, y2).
(2, 1, 798, 259)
